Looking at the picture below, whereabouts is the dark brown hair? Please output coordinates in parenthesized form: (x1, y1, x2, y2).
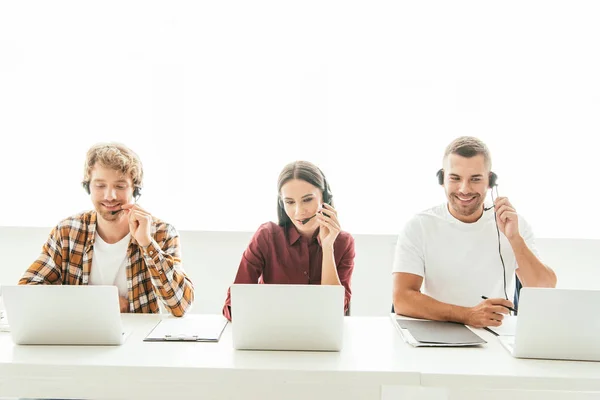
(443, 136, 492, 170)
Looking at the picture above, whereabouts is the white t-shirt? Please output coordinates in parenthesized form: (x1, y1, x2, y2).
(89, 232, 130, 298)
(392, 203, 540, 307)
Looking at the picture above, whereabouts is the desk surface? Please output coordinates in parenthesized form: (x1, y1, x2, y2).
(0, 315, 599, 400)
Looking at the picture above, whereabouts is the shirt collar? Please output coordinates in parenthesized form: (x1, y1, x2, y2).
(287, 223, 301, 245)
(444, 202, 491, 227)
(86, 211, 98, 247)
(287, 223, 322, 246)
(87, 210, 140, 247)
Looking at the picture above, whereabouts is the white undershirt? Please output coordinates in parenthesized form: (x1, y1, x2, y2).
(392, 203, 539, 307)
(89, 232, 130, 298)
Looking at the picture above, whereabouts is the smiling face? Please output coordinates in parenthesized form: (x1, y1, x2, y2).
(89, 164, 134, 223)
(280, 178, 323, 237)
(443, 153, 490, 223)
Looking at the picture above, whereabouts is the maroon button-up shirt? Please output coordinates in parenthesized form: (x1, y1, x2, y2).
(223, 222, 355, 320)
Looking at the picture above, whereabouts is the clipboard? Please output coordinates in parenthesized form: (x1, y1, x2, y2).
(144, 314, 228, 342)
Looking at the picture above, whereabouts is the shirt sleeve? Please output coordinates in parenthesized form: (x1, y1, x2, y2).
(19, 225, 64, 285)
(141, 223, 194, 317)
(517, 214, 542, 261)
(222, 226, 268, 321)
(392, 216, 425, 277)
(336, 234, 355, 313)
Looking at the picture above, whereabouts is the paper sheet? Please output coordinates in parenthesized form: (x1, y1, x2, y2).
(144, 314, 228, 342)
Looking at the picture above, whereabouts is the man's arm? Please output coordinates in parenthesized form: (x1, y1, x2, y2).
(511, 237, 557, 287)
(393, 272, 512, 328)
(141, 224, 194, 317)
(122, 204, 194, 317)
(494, 197, 557, 288)
(19, 226, 64, 285)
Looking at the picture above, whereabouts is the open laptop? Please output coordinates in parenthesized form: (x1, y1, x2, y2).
(498, 288, 600, 361)
(230, 284, 345, 351)
(2, 285, 126, 345)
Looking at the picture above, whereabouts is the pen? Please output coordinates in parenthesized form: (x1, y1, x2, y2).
(481, 296, 517, 313)
(483, 327, 499, 337)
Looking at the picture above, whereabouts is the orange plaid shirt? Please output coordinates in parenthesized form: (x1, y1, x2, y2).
(19, 211, 194, 317)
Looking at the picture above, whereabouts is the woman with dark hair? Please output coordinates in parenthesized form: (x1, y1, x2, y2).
(222, 161, 355, 320)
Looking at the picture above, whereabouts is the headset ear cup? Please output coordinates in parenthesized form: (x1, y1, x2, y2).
(133, 187, 141, 199)
(436, 169, 444, 185)
(321, 186, 329, 205)
(318, 168, 333, 206)
(489, 172, 498, 188)
(82, 182, 90, 194)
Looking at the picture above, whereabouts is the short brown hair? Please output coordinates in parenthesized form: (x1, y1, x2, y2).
(443, 136, 492, 170)
(82, 142, 143, 189)
(276, 161, 333, 226)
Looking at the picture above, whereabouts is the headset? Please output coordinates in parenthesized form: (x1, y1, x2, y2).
(436, 168, 497, 188)
(318, 168, 333, 206)
(82, 181, 142, 201)
(436, 168, 508, 301)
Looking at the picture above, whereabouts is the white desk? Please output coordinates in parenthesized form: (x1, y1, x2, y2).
(0, 316, 599, 400)
(0, 315, 419, 400)
(388, 317, 600, 400)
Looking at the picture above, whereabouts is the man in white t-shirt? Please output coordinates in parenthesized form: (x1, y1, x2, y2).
(20, 143, 194, 316)
(392, 136, 556, 328)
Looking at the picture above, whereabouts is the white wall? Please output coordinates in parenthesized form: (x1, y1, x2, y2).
(1, 227, 598, 316)
(2, 1, 600, 239)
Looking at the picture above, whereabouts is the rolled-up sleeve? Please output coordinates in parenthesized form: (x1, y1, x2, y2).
(19, 225, 64, 285)
(336, 234, 355, 313)
(143, 224, 194, 317)
(222, 227, 268, 321)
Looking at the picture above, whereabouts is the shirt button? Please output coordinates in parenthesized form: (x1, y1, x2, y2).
(303, 271, 307, 275)
(150, 251, 154, 255)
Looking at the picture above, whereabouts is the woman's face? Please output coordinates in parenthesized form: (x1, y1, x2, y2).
(280, 179, 323, 235)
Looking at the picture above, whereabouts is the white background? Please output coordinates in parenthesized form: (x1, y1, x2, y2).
(1, 1, 598, 238)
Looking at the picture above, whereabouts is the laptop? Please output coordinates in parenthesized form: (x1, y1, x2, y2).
(230, 284, 345, 351)
(2, 285, 126, 345)
(498, 288, 600, 361)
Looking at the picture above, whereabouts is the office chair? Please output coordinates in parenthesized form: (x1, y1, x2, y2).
(513, 276, 523, 315)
